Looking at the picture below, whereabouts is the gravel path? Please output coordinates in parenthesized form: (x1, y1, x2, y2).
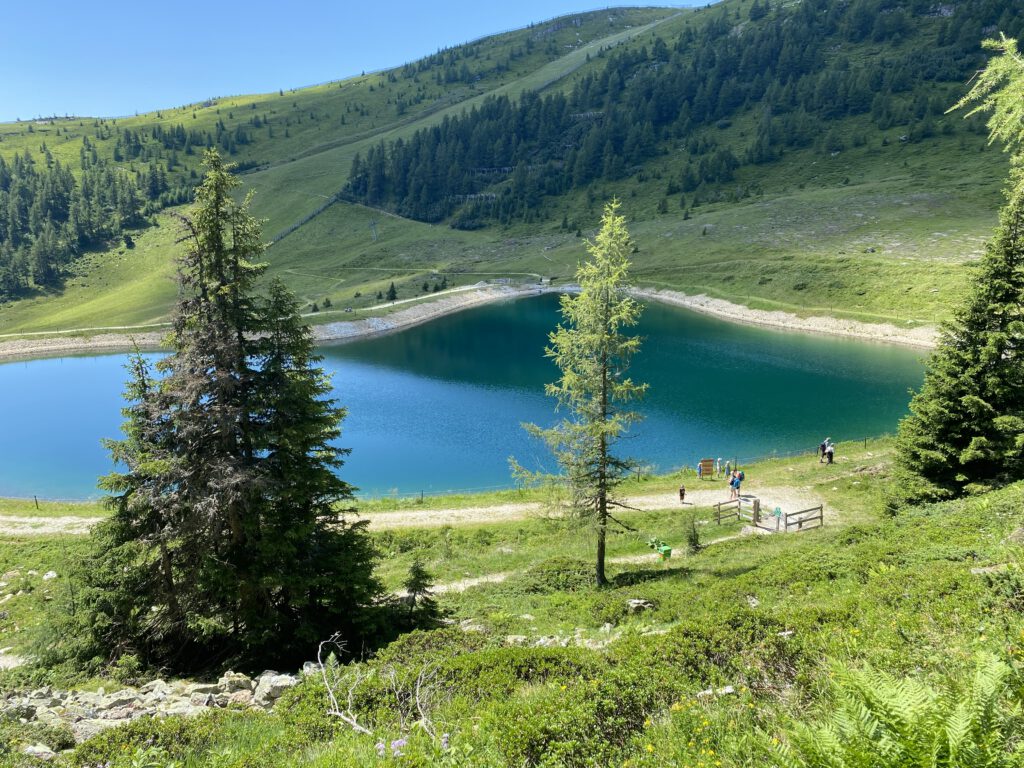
(0, 484, 825, 537)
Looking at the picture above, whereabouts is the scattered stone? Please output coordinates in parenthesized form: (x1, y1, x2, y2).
(253, 673, 298, 707)
(626, 598, 655, 614)
(1006, 527, 1024, 544)
(189, 692, 214, 707)
(505, 635, 529, 646)
(519, 613, 535, 621)
(746, 595, 760, 608)
(139, 679, 169, 696)
(459, 619, 486, 633)
(497, 546, 515, 554)
(26, 570, 38, 577)
(22, 743, 56, 760)
(227, 689, 253, 706)
(217, 671, 252, 693)
(185, 682, 221, 696)
(102, 690, 139, 709)
(777, 630, 796, 638)
(1, 570, 20, 580)
(971, 564, 1008, 575)
(601, 622, 614, 634)
(42, 571, 57, 581)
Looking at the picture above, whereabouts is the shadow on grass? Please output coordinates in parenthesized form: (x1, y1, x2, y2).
(611, 564, 693, 586)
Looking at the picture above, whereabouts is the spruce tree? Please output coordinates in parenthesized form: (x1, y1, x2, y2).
(892, 36, 1024, 506)
(521, 201, 646, 586)
(92, 150, 379, 667)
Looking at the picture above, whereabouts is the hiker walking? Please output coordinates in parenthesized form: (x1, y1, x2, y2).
(818, 438, 828, 463)
(825, 440, 835, 465)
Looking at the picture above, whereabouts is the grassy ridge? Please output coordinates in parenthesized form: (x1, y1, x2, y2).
(0, 2, 1011, 338)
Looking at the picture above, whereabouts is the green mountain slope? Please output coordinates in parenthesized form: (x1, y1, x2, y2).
(0, 1, 1018, 336)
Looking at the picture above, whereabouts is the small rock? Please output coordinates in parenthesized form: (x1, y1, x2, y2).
(746, 595, 760, 608)
(139, 679, 169, 696)
(505, 635, 529, 646)
(253, 674, 298, 707)
(1006, 527, 1024, 544)
(718, 685, 736, 696)
(26, 570, 38, 577)
(497, 546, 514, 554)
(777, 630, 795, 638)
(42, 571, 57, 581)
(189, 692, 214, 707)
(626, 598, 655, 614)
(227, 689, 253, 706)
(22, 743, 56, 760)
(971, 564, 1008, 575)
(519, 614, 535, 621)
(217, 671, 252, 693)
(102, 690, 139, 709)
(71, 719, 120, 742)
(601, 622, 614, 634)
(185, 682, 221, 696)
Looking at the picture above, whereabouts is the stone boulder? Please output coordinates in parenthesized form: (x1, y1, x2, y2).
(626, 598, 655, 614)
(253, 672, 298, 707)
(217, 671, 253, 693)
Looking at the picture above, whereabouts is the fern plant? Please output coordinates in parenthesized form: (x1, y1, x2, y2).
(763, 655, 1024, 768)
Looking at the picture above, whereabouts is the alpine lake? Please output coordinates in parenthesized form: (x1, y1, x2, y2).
(0, 293, 925, 500)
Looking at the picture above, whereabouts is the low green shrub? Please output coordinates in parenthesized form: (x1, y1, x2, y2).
(0, 713, 75, 757)
(512, 557, 595, 594)
(70, 710, 246, 766)
(482, 663, 663, 767)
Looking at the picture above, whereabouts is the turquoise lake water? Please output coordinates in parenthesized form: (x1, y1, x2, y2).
(0, 294, 925, 499)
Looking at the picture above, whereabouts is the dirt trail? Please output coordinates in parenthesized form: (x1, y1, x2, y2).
(0, 485, 824, 537)
(364, 485, 822, 530)
(425, 529, 762, 596)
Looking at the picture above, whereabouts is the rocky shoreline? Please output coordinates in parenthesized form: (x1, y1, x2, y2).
(0, 282, 937, 363)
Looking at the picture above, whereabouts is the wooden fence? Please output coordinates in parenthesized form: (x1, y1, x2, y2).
(781, 504, 824, 532)
(714, 498, 823, 533)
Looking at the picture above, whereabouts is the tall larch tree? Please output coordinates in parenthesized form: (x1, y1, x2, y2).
(523, 200, 646, 586)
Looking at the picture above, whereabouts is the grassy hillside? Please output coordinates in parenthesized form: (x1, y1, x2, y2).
(5, 440, 1024, 765)
(0, 1, 1017, 337)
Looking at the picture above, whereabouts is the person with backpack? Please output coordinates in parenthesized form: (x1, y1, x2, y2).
(826, 441, 835, 465)
(729, 470, 742, 499)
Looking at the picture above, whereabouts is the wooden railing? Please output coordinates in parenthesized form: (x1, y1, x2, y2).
(714, 499, 824, 533)
(781, 505, 824, 532)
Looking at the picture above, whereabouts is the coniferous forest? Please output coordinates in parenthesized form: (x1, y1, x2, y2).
(344, 0, 1021, 226)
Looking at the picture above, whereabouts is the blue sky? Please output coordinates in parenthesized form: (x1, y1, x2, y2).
(0, 1, 695, 123)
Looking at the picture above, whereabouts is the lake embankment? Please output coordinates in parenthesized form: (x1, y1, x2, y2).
(0, 282, 937, 362)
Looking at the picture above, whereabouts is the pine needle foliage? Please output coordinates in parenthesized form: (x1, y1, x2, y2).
(892, 38, 1024, 508)
(764, 655, 1024, 768)
(521, 200, 647, 586)
(88, 150, 380, 669)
